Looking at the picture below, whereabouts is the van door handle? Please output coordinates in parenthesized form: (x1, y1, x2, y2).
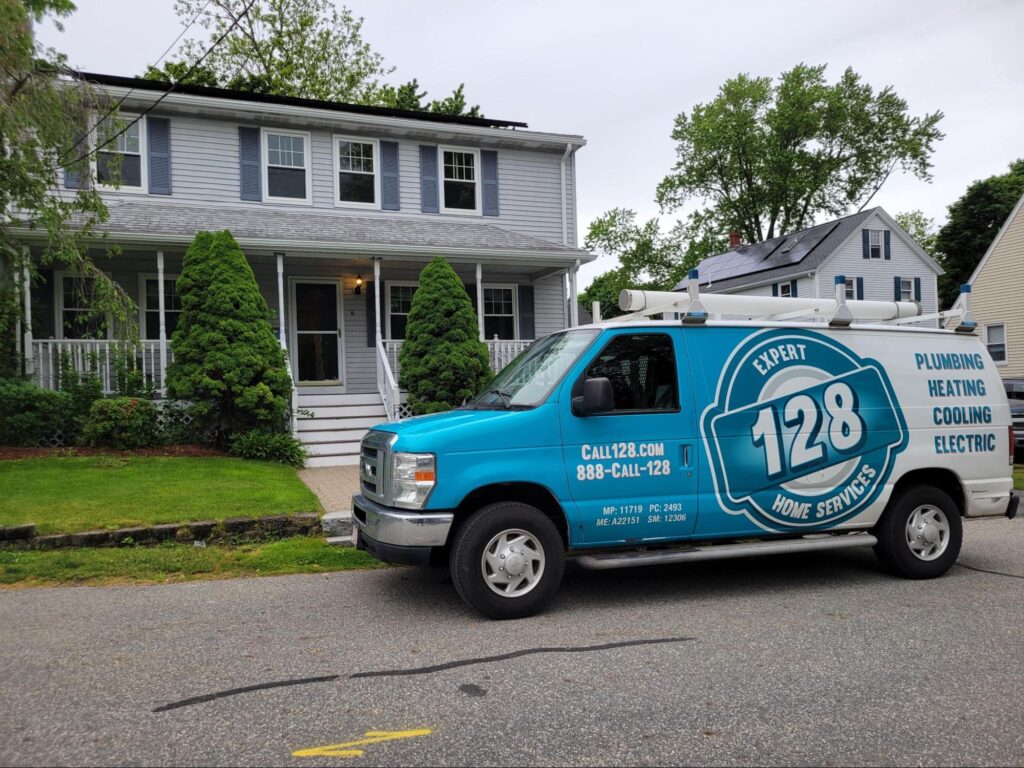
(681, 444, 692, 467)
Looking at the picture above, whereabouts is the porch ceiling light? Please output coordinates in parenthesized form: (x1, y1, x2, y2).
(354, 274, 363, 295)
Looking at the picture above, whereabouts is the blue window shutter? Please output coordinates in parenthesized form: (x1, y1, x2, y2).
(419, 145, 438, 213)
(914, 277, 922, 302)
(894, 276, 902, 300)
(862, 229, 870, 259)
(147, 117, 172, 195)
(856, 277, 864, 300)
(771, 283, 779, 297)
(884, 230, 892, 260)
(790, 280, 798, 298)
(238, 127, 261, 201)
(517, 285, 534, 340)
(481, 150, 499, 216)
(380, 141, 400, 211)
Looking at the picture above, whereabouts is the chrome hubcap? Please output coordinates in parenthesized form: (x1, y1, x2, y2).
(481, 528, 545, 598)
(905, 504, 950, 561)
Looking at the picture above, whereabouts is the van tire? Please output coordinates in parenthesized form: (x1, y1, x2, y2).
(449, 502, 565, 620)
(873, 484, 962, 579)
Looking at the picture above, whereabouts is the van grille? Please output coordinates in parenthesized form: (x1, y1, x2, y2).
(360, 431, 392, 504)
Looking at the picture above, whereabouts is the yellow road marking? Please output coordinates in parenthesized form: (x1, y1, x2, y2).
(293, 729, 433, 758)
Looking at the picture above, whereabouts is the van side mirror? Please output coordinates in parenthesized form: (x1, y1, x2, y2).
(572, 377, 615, 416)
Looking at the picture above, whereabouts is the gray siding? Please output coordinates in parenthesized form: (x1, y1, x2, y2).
(88, 114, 578, 248)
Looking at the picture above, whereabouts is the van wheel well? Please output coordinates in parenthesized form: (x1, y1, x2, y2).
(890, 469, 965, 516)
(449, 483, 569, 548)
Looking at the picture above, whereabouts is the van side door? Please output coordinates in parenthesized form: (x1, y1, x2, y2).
(559, 330, 699, 545)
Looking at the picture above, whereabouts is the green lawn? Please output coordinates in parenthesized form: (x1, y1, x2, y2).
(0, 456, 320, 534)
(0, 536, 384, 588)
(1016, 465, 1023, 490)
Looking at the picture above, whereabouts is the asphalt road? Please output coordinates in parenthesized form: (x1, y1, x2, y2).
(1, 518, 1022, 767)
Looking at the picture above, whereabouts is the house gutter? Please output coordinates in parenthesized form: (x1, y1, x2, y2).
(699, 269, 816, 294)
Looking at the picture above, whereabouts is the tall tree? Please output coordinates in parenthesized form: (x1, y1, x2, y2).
(894, 210, 938, 256)
(934, 159, 1024, 308)
(1, 0, 133, 375)
(656, 63, 944, 245)
(165, 0, 484, 116)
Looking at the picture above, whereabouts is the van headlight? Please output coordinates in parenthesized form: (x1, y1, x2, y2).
(390, 452, 436, 509)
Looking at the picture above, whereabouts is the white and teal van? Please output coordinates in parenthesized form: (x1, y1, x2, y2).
(353, 277, 1018, 619)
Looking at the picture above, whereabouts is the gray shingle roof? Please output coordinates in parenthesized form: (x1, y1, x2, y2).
(63, 201, 592, 261)
(675, 208, 877, 291)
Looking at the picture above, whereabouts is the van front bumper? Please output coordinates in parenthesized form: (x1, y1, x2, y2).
(351, 493, 453, 566)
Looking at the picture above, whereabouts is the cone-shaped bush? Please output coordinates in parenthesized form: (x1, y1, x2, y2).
(166, 230, 291, 445)
(399, 256, 490, 414)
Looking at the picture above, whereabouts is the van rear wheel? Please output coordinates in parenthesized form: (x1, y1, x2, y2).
(449, 502, 565, 620)
(873, 484, 962, 579)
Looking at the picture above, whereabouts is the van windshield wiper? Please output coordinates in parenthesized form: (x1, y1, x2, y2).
(487, 388, 513, 408)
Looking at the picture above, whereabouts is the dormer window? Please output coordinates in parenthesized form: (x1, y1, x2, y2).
(868, 230, 883, 259)
(440, 146, 480, 213)
(96, 115, 144, 190)
(335, 137, 379, 208)
(263, 129, 310, 203)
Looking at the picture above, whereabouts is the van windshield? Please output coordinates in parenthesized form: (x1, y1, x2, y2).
(470, 329, 600, 408)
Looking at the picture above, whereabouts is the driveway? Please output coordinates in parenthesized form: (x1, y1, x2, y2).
(1, 517, 1021, 766)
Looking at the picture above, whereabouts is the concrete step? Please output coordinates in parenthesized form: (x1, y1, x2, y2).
(296, 426, 370, 442)
(326, 535, 355, 546)
(306, 454, 360, 468)
(321, 510, 352, 537)
(299, 405, 388, 419)
(296, 385, 346, 395)
(305, 440, 361, 457)
(297, 392, 383, 407)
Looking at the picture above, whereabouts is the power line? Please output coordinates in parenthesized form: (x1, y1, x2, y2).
(55, 0, 213, 166)
(55, 0, 258, 173)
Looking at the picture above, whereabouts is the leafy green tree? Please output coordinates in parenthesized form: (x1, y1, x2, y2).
(1, 0, 134, 375)
(895, 210, 938, 256)
(398, 257, 490, 415)
(166, 230, 292, 446)
(656, 63, 945, 244)
(163, 1, 484, 115)
(579, 267, 631, 321)
(934, 160, 1024, 308)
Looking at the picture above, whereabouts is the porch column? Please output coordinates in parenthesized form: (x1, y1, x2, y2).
(22, 265, 34, 376)
(569, 260, 580, 327)
(156, 251, 168, 395)
(475, 263, 484, 341)
(275, 252, 286, 349)
(373, 257, 382, 343)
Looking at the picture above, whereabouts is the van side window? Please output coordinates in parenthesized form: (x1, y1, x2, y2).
(582, 333, 679, 412)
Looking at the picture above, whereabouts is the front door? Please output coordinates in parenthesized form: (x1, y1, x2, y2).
(559, 329, 699, 546)
(291, 280, 344, 385)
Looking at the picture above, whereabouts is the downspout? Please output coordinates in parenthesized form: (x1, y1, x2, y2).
(560, 143, 574, 246)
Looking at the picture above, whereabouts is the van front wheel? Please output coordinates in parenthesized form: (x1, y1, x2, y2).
(874, 484, 962, 579)
(450, 502, 565, 620)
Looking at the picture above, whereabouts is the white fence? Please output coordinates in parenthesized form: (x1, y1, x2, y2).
(383, 338, 532, 383)
(31, 340, 171, 395)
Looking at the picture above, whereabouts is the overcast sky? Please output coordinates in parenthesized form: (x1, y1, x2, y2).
(39, 0, 1024, 287)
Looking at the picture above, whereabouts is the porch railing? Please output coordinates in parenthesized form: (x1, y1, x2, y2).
(384, 338, 532, 383)
(376, 337, 401, 422)
(32, 339, 171, 395)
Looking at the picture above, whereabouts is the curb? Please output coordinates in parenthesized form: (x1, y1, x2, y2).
(0, 513, 321, 551)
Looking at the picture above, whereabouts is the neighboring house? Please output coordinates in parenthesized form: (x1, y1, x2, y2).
(951, 191, 1024, 376)
(14, 73, 592, 466)
(681, 208, 942, 324)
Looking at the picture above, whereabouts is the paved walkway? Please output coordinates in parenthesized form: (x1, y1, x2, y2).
(298, 465, 359, 513)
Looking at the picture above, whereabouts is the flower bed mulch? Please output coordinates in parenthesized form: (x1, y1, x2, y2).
(0, 445, 226, 461)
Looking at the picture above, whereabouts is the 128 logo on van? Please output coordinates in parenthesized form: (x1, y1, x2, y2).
(701, 330, 909, 530)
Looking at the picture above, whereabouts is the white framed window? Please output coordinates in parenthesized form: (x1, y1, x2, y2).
(440, 146, 480, 214)
(844, 277, 856, 300)
(483, 284, 517, 340)
(95, 114, 146, 191)
(986, 324, 1007, 364)
(899, 278, 913, 302)
(386, 281, 418, 340)
(138, 274, 183, 340)
(262, 128, 311, 204)
(868, 230, 883, 259)
(54, 271, 111, 340)
(777, 282, 792, 298)
(334, 136, 379, 208)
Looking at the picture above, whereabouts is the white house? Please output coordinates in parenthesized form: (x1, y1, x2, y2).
(683, 208, 943, 323)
